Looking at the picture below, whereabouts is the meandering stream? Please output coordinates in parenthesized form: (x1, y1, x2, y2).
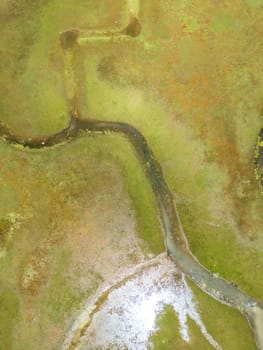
(0, 1, 262, 348)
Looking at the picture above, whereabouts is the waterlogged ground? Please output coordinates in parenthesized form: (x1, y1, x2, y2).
(0, 0, 262, 349)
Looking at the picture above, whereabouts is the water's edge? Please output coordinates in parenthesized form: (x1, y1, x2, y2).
(0, 115, 262, 349)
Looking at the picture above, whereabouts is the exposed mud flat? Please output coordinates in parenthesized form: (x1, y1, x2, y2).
(62, 255, 221, 350)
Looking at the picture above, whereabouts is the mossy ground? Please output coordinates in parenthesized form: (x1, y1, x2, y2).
(0, 136, 157, 348)
(186, 279, 257, 350)
(149, 283, 257, 350)
(0, 0, 263, 349)
(149, 305, 214, 350)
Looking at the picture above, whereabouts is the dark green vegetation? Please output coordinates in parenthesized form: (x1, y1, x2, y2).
(0, 0, 263, 349)
(149, 305, 213, 350)
(150, 285, 257, 350)
(188, 279, 257, 350)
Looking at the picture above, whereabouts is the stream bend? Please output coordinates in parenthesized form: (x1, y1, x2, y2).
(0, 114, 262, 349)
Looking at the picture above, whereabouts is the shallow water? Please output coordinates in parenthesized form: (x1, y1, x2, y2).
(63, 255, 221, 350)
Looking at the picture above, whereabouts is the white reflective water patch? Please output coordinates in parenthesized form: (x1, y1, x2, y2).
(64, 256, 221, 350)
